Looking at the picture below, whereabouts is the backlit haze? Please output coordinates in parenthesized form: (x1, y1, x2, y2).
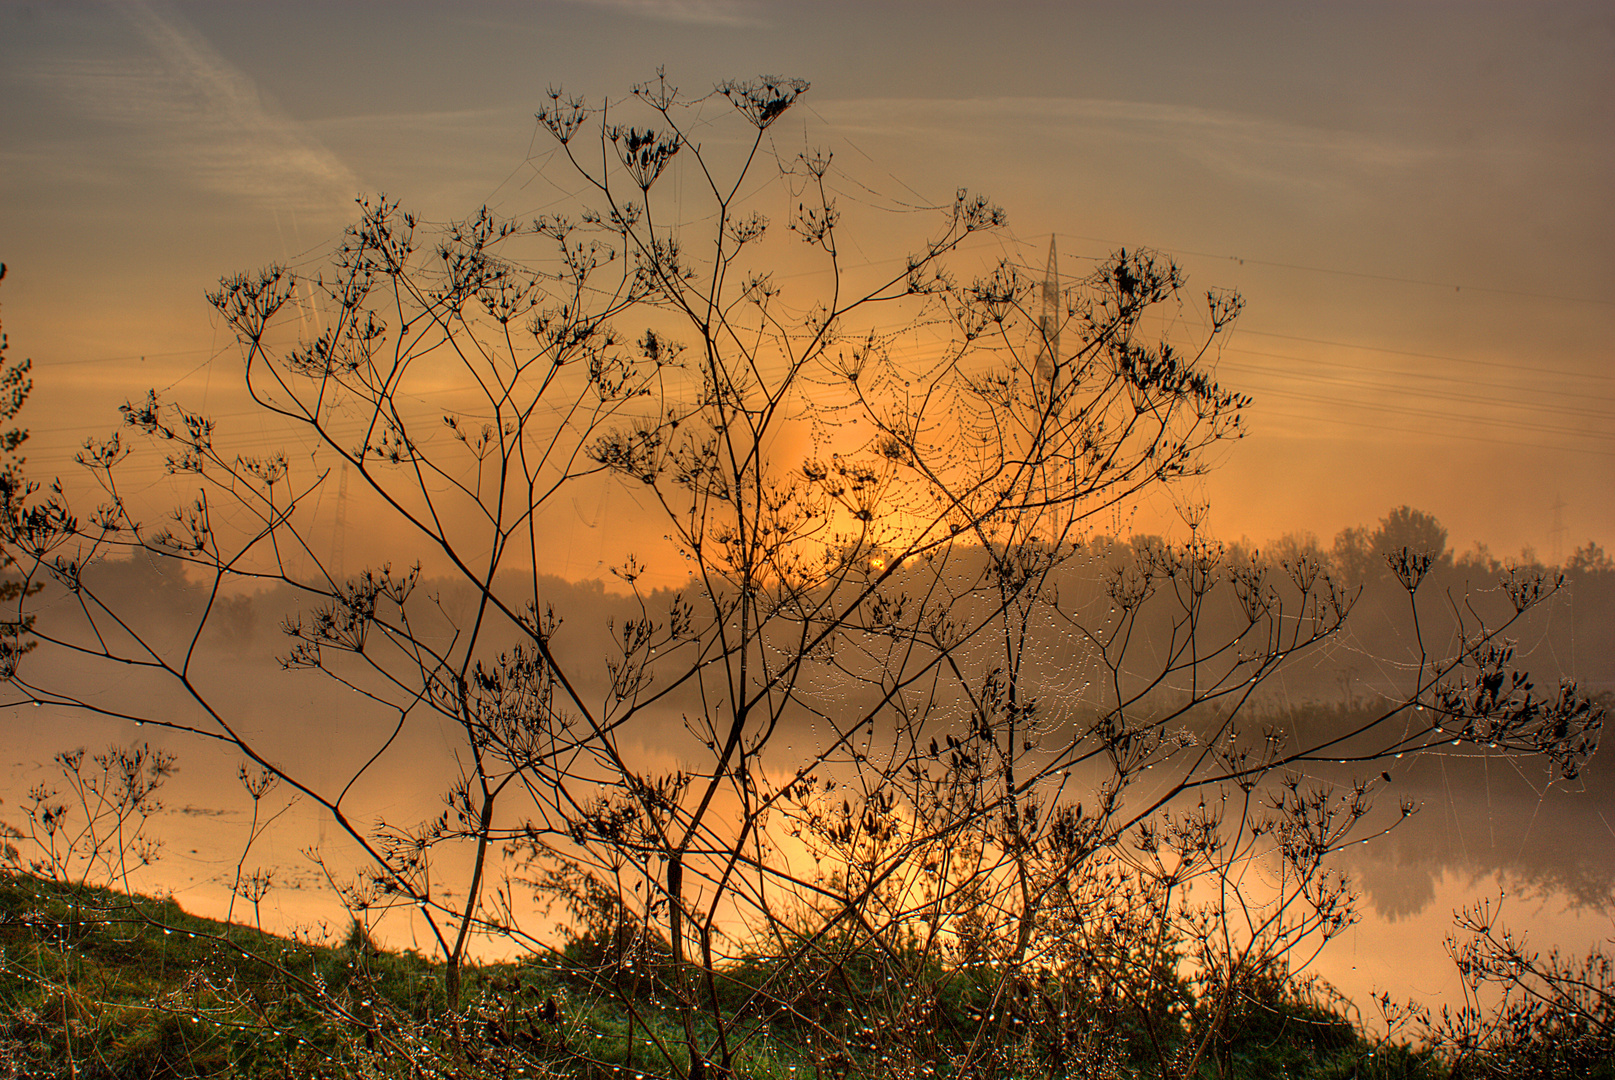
(2, 0, 1612, 1021)
(4, 0, 1611, 562)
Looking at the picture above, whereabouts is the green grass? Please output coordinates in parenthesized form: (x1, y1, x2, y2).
(1, 871, 1450, 1079)
(1, 871, 545, 1078)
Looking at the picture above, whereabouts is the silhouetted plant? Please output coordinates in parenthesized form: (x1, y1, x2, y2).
(1420, 895, 1615, 1079)
(1, 742, 175, 1079)
(0, 262, 37, 683)
(3, 743, 174, 893)
(0, 72, 1603, 1080)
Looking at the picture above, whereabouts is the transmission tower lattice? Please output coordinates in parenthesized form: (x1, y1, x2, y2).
(332, 460, 349, 581)
(1034, 236, 1059, 384)
(1549, 493, 1567, 568)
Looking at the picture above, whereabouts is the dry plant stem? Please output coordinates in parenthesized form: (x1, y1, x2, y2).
(226, 766, 284, 926)
(3, 745, 173, 1080)
(1418, 892, 1614, 1075)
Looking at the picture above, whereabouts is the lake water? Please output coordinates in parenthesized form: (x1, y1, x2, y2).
(6, 698, 1609, 1034)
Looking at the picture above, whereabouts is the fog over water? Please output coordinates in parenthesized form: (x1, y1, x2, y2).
(3, 547, 1609, 1018)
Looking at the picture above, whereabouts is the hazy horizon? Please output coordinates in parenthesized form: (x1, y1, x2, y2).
(2, 0, 1611, 563)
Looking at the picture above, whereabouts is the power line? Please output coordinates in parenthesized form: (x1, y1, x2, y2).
(1217, 353, 1615, 426)
(21, 226, 1611, 469)
(1049, 231, 1614, 308)
(42, 346, 222, 368)
(1246, 407, 1615, 461)
(1247, 384, 1615, 455)
(988, 242, 1612, 386)
(1220, 345, 1615, 409)
(1234, 328, 1615, 384)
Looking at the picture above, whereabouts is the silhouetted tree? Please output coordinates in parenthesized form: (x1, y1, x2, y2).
(1567, 542, 1613, 578)
(0, 263, 34, 675)
(0, 265, 28, 474)
(1331, 524, 1376, 584)
(1372, 505, 1451, 571)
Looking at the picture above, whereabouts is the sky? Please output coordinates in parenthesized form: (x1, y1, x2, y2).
(2, 0, 1613, 1016)
(1, 0, 1611, 564)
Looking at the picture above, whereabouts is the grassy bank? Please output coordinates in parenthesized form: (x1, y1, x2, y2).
(0, 871, 1458, 1080)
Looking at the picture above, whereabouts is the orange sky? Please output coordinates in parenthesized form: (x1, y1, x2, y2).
(2, 0, 1611, 573)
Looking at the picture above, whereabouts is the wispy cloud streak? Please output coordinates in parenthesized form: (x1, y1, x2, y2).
(29, 0, 360, 212)
(554, 0, 762, 27)
(815, 96, 1444, 189)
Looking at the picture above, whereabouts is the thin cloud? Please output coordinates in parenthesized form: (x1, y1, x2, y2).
(814, 96, 1443, 189)
(27, 0, 360, 213)
(555, 0, 763, 27)
(306, 108, 509, 133)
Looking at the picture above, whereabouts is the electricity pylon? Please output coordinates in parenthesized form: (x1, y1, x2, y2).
(1034, 236, 1059, 385)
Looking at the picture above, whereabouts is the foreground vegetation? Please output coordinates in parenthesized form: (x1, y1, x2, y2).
(1, 871, 1454, 1080)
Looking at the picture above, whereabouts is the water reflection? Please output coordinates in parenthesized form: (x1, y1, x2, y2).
(8, 703, 1610, 1023)
(1305, 752, 1615, 1020)
(3, 553, 1609, 1022)
(1316, 866, 1614, 1029)
(1337, 754, 1615, 920)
